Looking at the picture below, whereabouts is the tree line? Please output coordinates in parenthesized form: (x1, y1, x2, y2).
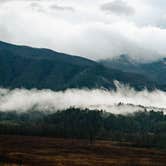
(0, 108, 166, 148)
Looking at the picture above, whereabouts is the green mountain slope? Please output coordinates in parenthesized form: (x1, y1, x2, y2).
(0, 41, 158, 90)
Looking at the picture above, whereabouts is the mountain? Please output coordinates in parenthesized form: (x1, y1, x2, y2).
(100, 55, 166, 90)
(0, 41, 159, 90)
(100, 55, 141, 72)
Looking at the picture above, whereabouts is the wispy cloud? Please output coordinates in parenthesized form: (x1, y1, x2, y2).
(0, 0, 166, 61)
(101, 0, 135, 16)
(0, 82, 165, 114)
(50, 4, 75, 12)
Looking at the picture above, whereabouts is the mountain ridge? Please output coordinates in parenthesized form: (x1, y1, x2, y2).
(0, 41, 162, 91)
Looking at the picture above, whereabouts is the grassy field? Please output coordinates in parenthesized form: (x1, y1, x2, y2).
(0, 135, 166, 166)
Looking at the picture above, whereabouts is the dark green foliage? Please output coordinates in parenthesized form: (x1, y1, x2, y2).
(0, 108, 165, 148)
(0, 41, 158, 90)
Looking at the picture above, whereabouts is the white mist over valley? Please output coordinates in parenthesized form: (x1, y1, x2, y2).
(0, 82, 165, 114)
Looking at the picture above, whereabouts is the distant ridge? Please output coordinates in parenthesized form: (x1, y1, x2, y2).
(100, 54, 166, 90)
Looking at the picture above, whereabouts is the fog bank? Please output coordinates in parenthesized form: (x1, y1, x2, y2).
(0, 82, 165, 114)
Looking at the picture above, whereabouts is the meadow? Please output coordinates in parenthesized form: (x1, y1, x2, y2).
(0, 135, 166, 166)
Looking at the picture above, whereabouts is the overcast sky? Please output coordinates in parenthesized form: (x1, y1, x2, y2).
(0, 0, 166, 61)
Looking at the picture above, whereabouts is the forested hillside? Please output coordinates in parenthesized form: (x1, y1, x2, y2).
(0, 41, 158, 90)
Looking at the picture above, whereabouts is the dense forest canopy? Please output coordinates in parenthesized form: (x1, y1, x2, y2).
(0, 108, 165, 148)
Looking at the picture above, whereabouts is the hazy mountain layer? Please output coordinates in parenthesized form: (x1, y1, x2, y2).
(100, 55, 166, 90)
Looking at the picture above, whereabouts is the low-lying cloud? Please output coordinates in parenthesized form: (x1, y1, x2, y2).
(0, 82, 165, 114)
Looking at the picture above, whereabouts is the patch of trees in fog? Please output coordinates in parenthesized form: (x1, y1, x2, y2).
(0, 108, 166, 148)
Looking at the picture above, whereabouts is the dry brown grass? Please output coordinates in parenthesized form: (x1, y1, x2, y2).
(0, 135, 165, 166)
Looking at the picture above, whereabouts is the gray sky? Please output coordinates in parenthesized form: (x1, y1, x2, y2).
(0, 0, 166, 61)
